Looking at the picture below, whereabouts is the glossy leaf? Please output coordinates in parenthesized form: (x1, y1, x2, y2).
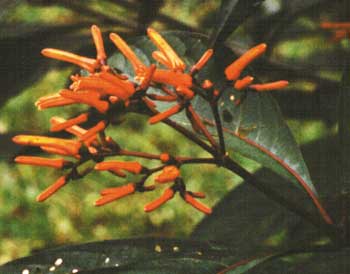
(191, 168, 325, 254)
(209, 0, 264, 48)
(244, 247, 350, 273)
(192, 137, 342, 252)
(0, 238, 235, 274)
(108, 31, 318, 204)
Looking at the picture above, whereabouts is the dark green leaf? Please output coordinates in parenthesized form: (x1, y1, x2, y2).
(209, 0, 264, 48)
(108, 31, 318, 205)
(244, 247, 350, 273)
(337, 56, 350, 193)
(191, 168, 326, 254)
(192, 137, 343, 253)
(0, 238, 235, 274)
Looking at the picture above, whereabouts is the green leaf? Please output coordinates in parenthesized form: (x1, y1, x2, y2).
(337, 56, 350, 192)
(108, 31, 318, 206)
(191, 167, 332, 255)
(243, 247, 350, 273)
(192, 170, 301, 249)
(0, 238, 235, 274)
(209, 0, 264, 48)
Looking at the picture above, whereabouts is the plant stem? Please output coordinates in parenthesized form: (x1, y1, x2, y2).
(163, 119, 217, 156)
(119, 149, 161, 160)
(178, 157, 217, 165)
(211, 101, 226, 155)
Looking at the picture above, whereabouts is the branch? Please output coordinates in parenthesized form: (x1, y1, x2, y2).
(210, 101, 226, 155)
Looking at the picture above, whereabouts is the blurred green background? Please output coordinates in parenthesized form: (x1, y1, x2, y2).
(0, 0, 349, 264)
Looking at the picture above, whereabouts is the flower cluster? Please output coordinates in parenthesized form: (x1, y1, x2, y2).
(321, 21, 350, 42)
(13, 25, 288, 214)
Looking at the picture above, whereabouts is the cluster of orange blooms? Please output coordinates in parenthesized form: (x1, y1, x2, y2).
(13, 25, 288, 214)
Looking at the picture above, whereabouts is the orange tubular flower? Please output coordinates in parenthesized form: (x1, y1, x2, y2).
(91, 25, 107, 63)
(155, 166, 180, 183)
(176, 86, 194, 100)
(95, 183, 136, 206)
(36, 176, 67, 202)
(234, 76, 254, 90)
(95, 161, 143, 174)
(41, 48, 98, 72)
(80, 121, 106, 142)
(15, 156, 72, 169)
(190, 49, 214, 74)
(13, 135, 81, 156)
(50, 113, 89, 132)
(148, 104, 182, 124)
(147, 28, 186, 71)
(152, 69, 192, 88)
(249, 80, 289, 92)
(225, 43, 267, 81)
(138, 64, 157, 90)
(108, 168, 127, 178)
(50, 116, 90, 139)
(109, 33, 147, 76)
(152, 51, 173, 69)
(35, 93, 76, 110)
(98, 71, 135, 97)
(40, 146, 79, 158)
(59, 89, 109, 113)
(71, 74, 134, 100)
(144, 188, 175, 212)
(183, 192, 212, 214)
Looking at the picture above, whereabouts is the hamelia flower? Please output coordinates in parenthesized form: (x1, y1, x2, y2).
(36, 176, 67, 202)
(14, 156, 72, 169)
(234, 76, 254, 90)
(190, 49, 214, 75)
(13, 135, 81, 156)
(225, 43, 267, 81)
(41, 48, 99, 73)
(95, 161, 143, 174)
(35, 93, 76, 110)
(144, 188, 175, 212)
(50, 116, 98, 146)
(148, 104, 182, 124)
(182, 192, 212, 214)
(50, 113, 89, 132)
(225, 43, 289, 92)
(95, 183, 136, 206)
(147, 28, 186, 72)
(249, 80, 289, 92)
(15, 23, 289, 215)
(155, 166, 180, 183)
